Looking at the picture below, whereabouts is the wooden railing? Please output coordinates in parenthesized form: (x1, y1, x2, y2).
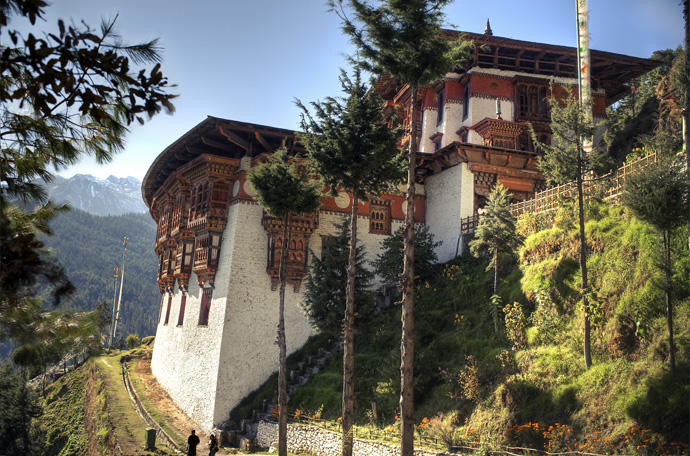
(460, 151, 658, 236)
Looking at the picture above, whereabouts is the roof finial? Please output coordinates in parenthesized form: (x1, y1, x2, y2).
(484, 18, 493, 36)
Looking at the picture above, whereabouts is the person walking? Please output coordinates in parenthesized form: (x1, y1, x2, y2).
(208, 434, 219, 456)
(187, 429, 200, 456)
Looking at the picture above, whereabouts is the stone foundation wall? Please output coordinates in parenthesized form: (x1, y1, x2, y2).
(256, 421, 444, 456)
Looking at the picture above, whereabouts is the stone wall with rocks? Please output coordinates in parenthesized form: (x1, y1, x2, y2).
(256, 421, 444, 456)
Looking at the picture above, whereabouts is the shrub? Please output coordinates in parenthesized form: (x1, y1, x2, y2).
(420, 412, 458, 448)
(505, 422, 549, 451)
(530, 288, 563, 344)
(504, 301, 527, 348)
(125, 333, 140, 349)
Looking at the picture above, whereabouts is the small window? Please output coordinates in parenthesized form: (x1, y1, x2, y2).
(198, 288, 212, 326)
(177, 295, 186, 326)
(462, 84, 470, 120)
(164, 294, 172, 325)
(158, 294, 165, 324)
(436, 87, 445, 124)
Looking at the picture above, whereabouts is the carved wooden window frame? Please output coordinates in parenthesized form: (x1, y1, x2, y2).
(369, 201, 391, 235)
(198, 288, 212, 326)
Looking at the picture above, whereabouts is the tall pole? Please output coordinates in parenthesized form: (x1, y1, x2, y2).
(576, 0, 593, 368)
(111, 237, 128, 348)
(107, 267, 118, 350)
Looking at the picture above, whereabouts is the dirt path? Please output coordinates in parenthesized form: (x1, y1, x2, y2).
(132, 348, 213, 449)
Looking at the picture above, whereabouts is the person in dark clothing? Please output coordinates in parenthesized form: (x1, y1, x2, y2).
(208, 434, 219, 456)
(187, 430, 200, 456)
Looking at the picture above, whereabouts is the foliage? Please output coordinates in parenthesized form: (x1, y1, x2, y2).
(622, 157, 688, 372)
(421, 412, 458, 448)
(470, 185, 523, 278)
(297, 67, 405, 200)
(374, 224, 440, 285)
(248, 148, 321, 220)
(503, 301, 527, 349)
(0, 0, 174, 364)
(0, 0, 175, 203)
(0, 361, 43, 454)
(302, 219, 374, 336)
(126, 333, 140, 349)
(329, 0, 471, 90)
(534, 89, 610, 185)
(0, 204, 75, 337)
(529, 289, 563, 344)
(604, 48, 681, 162)
(622, 158, 688, 237)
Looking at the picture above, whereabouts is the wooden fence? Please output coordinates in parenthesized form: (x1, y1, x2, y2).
(460, 151, 659, 235)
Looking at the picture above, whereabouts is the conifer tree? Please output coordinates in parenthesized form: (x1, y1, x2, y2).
(469, 184, 522, 333)
(532, 90, 609, 369)
(622, 158, 687, 373)
(328, 3, 471, 453)
(248, 149, 321, 456)
(374, 224, 440, 286)
(0, 0, 175, 343)
(303, 219, 374, 336)
(298, 68, 404, 456)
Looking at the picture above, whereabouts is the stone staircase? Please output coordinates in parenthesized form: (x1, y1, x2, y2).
(221, 340, 342, 450)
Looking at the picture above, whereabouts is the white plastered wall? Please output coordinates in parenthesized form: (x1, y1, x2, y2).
(151, 201, 405, 432)
(424, 162, 474, 263)
(150, 265, 223, 431)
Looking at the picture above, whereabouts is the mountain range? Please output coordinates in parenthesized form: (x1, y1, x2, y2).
(41, 174, 148, 216)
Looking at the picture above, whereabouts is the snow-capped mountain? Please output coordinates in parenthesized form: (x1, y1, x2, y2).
(42, 174, 148, 216)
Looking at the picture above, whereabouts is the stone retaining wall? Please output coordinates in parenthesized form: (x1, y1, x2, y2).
(257, 421, 445, 456)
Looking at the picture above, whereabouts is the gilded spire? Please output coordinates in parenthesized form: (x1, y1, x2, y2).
(484, 18, 493, 36)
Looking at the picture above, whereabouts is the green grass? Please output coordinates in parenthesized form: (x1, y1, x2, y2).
(127, 357, 187, 448)
(278, 200, 690, 452)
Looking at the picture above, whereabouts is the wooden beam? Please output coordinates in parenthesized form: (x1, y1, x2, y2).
(202, 135, 235, 152)
(255, 131, 274, 153)
(219, 126, 249, 150)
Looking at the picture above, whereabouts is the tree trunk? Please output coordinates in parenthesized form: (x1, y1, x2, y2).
(577, 155, 592, 369)
(663, 230, 676, 373)
(400, 84, 418, 456)
(679, 2, 690, 436)
(493, 250, 498, 334)
(342, 187, 358, 456)
(278, 214, 291, 456)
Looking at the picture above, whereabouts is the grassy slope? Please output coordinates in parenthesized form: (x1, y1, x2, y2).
(37, 350, 175, 456)
(282, 200, 689, 453)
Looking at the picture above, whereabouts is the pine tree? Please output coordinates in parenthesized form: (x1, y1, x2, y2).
(298, 68, 403, 456)
(0, 0, 175, 345)
(374, 224, 440, 286)
(248, 149, 321, 456)
(622, 158, 687, 373)
(469, 185, 522, 333)
(533, 90, 609, 369)
(303, 219, 374, 336)
(328, 3, 471, 453)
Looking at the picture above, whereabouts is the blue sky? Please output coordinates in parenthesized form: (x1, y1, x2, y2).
(17, 0, 685, 181)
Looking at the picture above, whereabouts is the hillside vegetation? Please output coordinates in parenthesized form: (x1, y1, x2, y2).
(41, 209, 160, 340)
(277, 200, 689, 454)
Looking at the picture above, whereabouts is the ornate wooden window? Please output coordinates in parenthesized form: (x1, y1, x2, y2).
(164, 294, 172, 325)
(177, 294, 186, 326)
(198, 288, 212, 326)
(189, 181, 209, 221)
(369, 201, 391, 235)
(516, 82, 550, 121)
